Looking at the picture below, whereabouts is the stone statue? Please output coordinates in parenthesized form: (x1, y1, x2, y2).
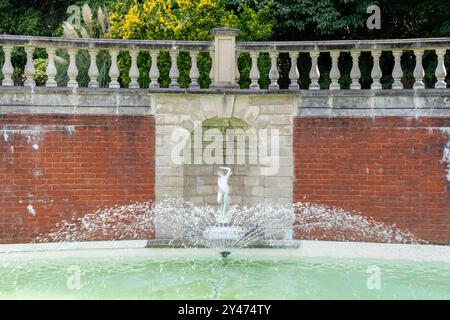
(217, 166, 232, 224)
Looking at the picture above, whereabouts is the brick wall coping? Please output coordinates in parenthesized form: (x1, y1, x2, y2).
(0, 86, 449, 116)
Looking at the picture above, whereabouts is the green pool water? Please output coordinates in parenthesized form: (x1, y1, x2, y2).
(0, 252, 449, 299)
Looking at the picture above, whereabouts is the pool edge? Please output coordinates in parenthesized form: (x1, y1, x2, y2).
(0, 240, 449, 263)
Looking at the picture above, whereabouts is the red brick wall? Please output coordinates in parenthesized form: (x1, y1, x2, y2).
(3, 114, 449, 244)
(294, 117, 450, 244)
(0, 115, 155, 243)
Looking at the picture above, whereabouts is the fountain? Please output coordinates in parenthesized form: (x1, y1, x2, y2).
(202, 167, 244, 256)
(34, 170, 426, 248)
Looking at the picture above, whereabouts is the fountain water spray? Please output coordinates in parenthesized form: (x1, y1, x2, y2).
(34, 197, 425, 247)
(202, 167, 245, 256)
(34, 170, 426, 247)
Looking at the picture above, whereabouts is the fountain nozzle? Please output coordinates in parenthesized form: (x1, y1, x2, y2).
(220, 251, 231, 258)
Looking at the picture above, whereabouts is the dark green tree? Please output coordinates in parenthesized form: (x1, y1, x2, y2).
(271, 0, 450, 40)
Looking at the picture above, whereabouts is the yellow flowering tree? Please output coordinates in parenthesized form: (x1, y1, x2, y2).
(109, 0, 274, 88)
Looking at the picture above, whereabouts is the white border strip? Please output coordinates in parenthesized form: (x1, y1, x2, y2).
(295, 240, 450, 263)
(0, 240, 449, 263)
(0, 240, 148, 253)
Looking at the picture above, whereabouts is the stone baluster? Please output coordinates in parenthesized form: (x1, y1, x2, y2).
(108, 49, 120, 88)
(45, 48, 57, 87)
(209, 49, 214, 86)
(67, 49, 78, 88)
(189, 51, 200, 89)
(249, 51, 260, 90)
(435, 49, 447, 89)
(350, 51, 361, 89)
(149, 50, 160, 88)
(392, 50, 404, 89)
(309, 51, 320, 90)
(24, 47, 36, 87)
(1, 45, 14, 86)
(128, 50, 140, 89)
(235, 51, 240, 86)
(88, 49, 99, 88)
(268, 51, 279, 90)
(288, 51, 300, 90)
(371, 50, 382, 90)
(169, 50, 179, 89)
(329, 51, 340, 90)
(413, 50, 425, 90)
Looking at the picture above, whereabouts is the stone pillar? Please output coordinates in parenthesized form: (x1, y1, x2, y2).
(211, 27, 239, 88)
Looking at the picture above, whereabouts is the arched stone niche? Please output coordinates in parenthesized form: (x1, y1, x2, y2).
(182, 116, 262, 206)
(153, 94, 294, 238)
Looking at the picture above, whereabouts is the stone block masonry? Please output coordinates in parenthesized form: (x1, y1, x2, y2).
(153, 93, 294, 238)
(0, 114, 155, 243)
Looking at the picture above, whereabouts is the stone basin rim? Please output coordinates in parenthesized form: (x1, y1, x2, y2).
(0, 240, 449, 264)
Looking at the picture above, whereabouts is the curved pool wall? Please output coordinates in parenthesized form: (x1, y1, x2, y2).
(1, 240, 449, 300)
(1, 240, 449, 263)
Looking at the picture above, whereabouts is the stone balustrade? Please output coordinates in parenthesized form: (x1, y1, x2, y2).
(0, 34, 212, 90)
(0, 28, 449, 91)
(237, 38, 450, 91)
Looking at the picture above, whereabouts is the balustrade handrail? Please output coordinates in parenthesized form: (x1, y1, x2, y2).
(0, 34, 213, 51)
(237, 37, 450, 51)
(1, 34, 449, 50)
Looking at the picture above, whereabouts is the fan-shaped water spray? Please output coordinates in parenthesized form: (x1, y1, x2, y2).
(33, 166, 427, 251)
(35, 198, 426, 248)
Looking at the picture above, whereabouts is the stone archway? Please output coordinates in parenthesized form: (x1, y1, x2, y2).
(182, 116, 258, 206)
(153, 93, 294, 238)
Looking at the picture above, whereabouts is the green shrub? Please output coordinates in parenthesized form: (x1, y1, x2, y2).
(109, 0, 274, 88)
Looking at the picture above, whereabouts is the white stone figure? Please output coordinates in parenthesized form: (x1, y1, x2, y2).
(217, 166, 232, 224)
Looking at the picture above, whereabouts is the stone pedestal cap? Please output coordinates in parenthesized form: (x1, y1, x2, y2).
(211, 27, 240, 37)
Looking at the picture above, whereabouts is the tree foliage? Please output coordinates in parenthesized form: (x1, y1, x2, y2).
(273, 0, 371, 40)
(271, 0, 450, 40)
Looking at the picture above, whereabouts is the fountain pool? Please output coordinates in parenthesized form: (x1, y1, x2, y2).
(1, 241, 449, 300)
(2, 172, 449, 300)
